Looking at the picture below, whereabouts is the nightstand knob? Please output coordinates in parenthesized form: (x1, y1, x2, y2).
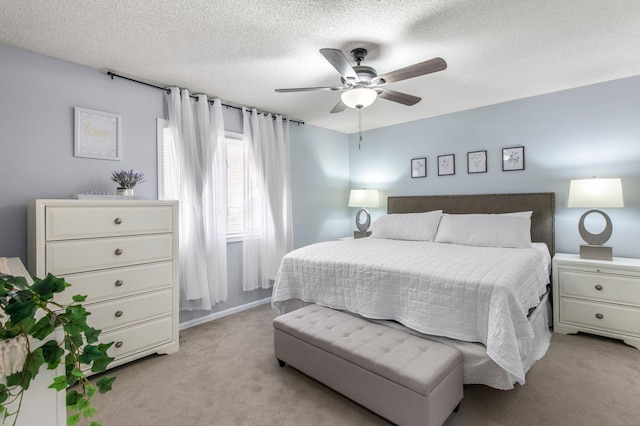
(115, 341, 123, 348)
(595, 284, 603, 291)
(115, 310, 123, 318)
(114, 217, 123, 225)
(114, 248, 123, 256)
(115, 279, 124, 287)
(595, 313, 604, 319)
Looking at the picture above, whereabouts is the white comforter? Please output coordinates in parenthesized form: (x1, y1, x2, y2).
(272, 238, 551, 383)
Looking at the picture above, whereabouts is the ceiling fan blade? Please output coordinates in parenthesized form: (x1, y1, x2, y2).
(377, 57, 447, 84)
(319, 48, 359, 82)
(330, 100, 347, 114)
(377, 88, 421, 106)
(275, 86, 344, 92)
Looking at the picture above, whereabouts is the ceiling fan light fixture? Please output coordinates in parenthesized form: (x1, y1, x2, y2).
(341, 87, 377, 109)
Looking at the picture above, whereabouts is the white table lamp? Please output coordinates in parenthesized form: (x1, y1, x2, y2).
(568, 177, 624, 260)
(348, 189, 379, 237)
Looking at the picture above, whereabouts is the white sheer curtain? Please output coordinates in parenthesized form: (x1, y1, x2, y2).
(242, 108, 293, 291)
(165, 88, 227, 310)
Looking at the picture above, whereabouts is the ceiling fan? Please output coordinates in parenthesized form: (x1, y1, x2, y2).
(275, 48, 447, 113)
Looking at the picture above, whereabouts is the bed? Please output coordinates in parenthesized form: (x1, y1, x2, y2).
(272, 193, 555, 390)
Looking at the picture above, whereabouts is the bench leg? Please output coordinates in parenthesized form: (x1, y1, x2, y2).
(277, 358, 286, 367)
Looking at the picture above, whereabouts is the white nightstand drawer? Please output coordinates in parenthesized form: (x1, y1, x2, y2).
(559, 270, 640, 306)
(87, 289, 173, 331)
(46, 234, 174, 275)
(46, 205, 174, 240)
(56, 261, 174, 305)
(560, 298, 640, 336)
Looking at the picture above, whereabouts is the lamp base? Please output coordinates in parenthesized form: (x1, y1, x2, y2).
(580, 245, 612, 261)
(353, 231, 372, 239)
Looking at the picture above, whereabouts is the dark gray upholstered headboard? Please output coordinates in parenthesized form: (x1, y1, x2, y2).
(387, 193, 555, 255)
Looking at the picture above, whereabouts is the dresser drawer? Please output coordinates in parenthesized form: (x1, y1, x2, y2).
(98, 316, 174, 361)
(559, 270, 640, 306)
(46, 205, 174, 240)
(560, 298, 640, 336)
(57, 261, 173, 305)
(46, 234, 173, 275)
(87, 289, 172, 331)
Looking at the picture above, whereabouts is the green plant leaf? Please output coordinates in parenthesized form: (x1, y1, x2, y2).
(5, 298, 36, 324)
(6, 370, 33, 389)
(89, 421, 101, 426)
(70, 368, 84, 378)
(84, 327, 101, 344)
(67, 412, 80, 426)
(86, 384, 97, 398)
(71, 294, 88, 302)
(82, 405, 97, 418)
(66, 389, 82, 407)
(31, 315, 56, 340)
(63, 305, 91, 336)
(49, 375, 68, 391)
(91, 354, 115, 373)
(78, 344, 103, 364)
(41, 339, 64, 369)
(67, 333, 84, 351)
(1, 273, 30, 291)
(31, 273, 68, 299)
(0, 384, 8, 404)
(22, 348, 46, 389)
(95, 376, 116, 394)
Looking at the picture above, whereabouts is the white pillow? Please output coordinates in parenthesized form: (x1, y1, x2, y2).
(434, 213, 532, 248)
(371, 210, 443, 241)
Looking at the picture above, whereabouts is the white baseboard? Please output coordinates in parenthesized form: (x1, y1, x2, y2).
(179, 297, 272, 330)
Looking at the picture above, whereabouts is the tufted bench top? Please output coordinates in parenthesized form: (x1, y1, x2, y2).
(273, 304, 463, 397)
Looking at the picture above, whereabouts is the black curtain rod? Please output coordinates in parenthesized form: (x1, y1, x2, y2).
(107, 71, 304, 125)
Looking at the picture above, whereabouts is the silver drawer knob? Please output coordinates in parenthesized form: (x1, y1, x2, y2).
(114, 218, 123, 225)
(115, 341, 123, 348)
(114, 248, 123, 256)
(595, 313, 604, 319)
(115, 310, 123, 318)
(115, 280, 124, 287)
(595, 284, 603, 291)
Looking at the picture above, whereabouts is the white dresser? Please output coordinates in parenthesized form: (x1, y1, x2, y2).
(27, 199, 179, 370)
(552, 253, 640, 350)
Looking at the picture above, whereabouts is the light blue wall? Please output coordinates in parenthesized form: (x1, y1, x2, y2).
(290, 123, 351, 247)
(0, 43, 163, 258)
(349, 76, 640, 258)
(0, 44, 350, 324)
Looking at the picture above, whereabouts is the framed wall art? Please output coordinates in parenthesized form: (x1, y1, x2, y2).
(411, 157, 427, 178)
(74, 107, 122, 160)
(502, 146, 525, 171)
(437, 154, 455, 176)
(467, 150, 487, 174)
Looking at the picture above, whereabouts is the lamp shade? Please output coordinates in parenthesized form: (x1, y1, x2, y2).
(568, 178, 624, 208)
(348, 189, 379, 208)
(341, 88, 377, 109)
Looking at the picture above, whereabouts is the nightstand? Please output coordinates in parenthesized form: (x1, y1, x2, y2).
(552, 253, 640, 350)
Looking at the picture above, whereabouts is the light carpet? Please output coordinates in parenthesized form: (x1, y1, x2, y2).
(91, 304, 640, 425)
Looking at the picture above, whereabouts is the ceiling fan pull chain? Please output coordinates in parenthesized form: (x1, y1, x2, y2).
(358, 107, 363, 150)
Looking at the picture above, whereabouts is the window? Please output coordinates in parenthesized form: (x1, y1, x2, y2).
(157, 119, 246, 240)
(157, 119, 178, 200)
(225, 135, 246, 238)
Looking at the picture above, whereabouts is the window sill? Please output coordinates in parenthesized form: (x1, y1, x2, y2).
(227, 234, 244, 243)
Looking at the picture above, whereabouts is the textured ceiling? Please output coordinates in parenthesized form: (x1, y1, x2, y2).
(1, 1, 639, 134)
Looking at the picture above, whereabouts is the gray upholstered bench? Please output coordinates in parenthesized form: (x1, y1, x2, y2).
(273, 304, 463, 426)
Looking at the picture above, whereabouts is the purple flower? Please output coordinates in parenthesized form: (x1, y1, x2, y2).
(111, 169, 146, 189)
